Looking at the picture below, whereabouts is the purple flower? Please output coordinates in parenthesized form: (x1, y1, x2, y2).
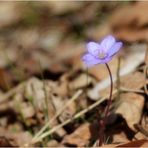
(82, 35, 123, 67)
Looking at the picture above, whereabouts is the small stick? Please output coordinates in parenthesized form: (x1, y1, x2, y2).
(116, 57, 121, 98)
(135, 124, 148, 137)
(120, 87, 145, 94)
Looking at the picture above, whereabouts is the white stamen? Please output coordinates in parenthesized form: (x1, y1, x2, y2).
(98, 51, 107, 59)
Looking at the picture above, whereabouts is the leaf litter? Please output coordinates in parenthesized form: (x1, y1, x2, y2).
(0, 1, 147, 147)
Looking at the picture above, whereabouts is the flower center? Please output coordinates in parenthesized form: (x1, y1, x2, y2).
(98, 51, 107, 59)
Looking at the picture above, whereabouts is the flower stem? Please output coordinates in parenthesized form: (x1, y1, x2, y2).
(99, 63, 113, 146)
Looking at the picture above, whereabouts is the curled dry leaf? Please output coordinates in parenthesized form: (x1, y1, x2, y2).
(135, 132, 148, 140)
(0, 68, 13, 91)
(47, 140, 63, 147)
(116, 139, 148, 147)
(115, 93, 144, 131)
(112, 131, 130, 144)
(62, 121, 99, 147)
(15, 131, 32, 146)
(25, 77, 53, 112)
(69, 73, 93, 90)
(62, 123, 91, 147)
(20, 103, 35, 119)
(0, 127, 32, 146)
(134, 116, 148, 140)
(51, 93, 76, 123)
(101, 144, 118, 147)
(0, 136, 16, 147)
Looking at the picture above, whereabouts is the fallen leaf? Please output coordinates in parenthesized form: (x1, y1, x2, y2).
(62, 121, 99, 147)
(47, 140, 63, 147)
(0, 136, 16, 147)
(24, 78, 53, 113)
(20, 103, 35, 119)
(69, 73, 93, 90)
(120, 71, 145, 90)
(62, 123, 92, 147)
(51, 93, 76, 123)
(115, 93, 144, 131)
(116, 139, 148, 147)
(110, 2, 148, 42)
(135, 132, 148, 140)
(0, 68, 12, 91)
(0, 2, 23, 28)
(0, 127, 32, 146)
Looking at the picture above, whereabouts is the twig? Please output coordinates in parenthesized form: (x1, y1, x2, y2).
(30, 89, 117, 144)
(120, 87, 145, 94)
(135, 124, 148, 137)
(116, 57, 121, 97)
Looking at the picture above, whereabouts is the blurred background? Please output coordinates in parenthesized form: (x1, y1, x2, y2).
(0, 1, 147, 147)
(0, 1, 128, 90)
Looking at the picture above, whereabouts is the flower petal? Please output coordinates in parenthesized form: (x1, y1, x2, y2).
(102, 56, 112, 63)
(86, 42, 101, 56)
(82, 53, 102, 67)
(100, 35, 115, 52)
(82, 53, 113, 67)
(108, 42, 123, 57)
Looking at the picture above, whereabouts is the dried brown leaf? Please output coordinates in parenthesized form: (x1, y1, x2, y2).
(120, 71, 145, 90)
(0, 2, 23, 28)
(115, 93, 144, 131)
(62, 123, 91, 147)
(0, 127, 32, 146)
(69, 73, 93, 90)
(0, 137, 16, 147)
(0, 68, 13, 91)
(110, 2, 148, 42)
(51, 94, 76, 123)
(116, 139, 148, 147)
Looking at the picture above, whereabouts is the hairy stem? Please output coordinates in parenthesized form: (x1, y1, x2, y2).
(99, 63, 113, 146)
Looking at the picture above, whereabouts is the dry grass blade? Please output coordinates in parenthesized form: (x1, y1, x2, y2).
(120, 87, 145, 94)
(30, 89, 117, 145)
(31, 89, 83, 142)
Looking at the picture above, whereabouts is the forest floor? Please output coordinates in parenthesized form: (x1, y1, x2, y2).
(0, 1, 147, 147)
